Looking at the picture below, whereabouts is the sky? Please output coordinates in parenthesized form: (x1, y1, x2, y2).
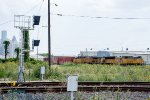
(0, 0, 150, 56)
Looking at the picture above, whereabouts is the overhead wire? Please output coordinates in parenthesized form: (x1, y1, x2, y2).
(0, 0, 44, 27)
(51, 13, 150, 20)
(1, 1, 150, 28)
(0, 20, 13, 26)
(24, 0, 43, 15)
(37, 0, 44, 15)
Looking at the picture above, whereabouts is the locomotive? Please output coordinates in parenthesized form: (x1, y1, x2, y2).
(73, 56, 144, 65)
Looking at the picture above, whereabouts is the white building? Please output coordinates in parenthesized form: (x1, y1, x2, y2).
(79, 51, 98, 57)
(110, 51, 150, 64)
(9, 36, 19, 58)
(79, 51, 111, 57)
(0, 30, 7, 55)
(1, 30, 7, 43)
(0, 30, 19, 58)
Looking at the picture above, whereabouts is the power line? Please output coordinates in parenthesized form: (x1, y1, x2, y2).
(37, 0, 44, 15)
(24, 1, 43, 15)
(51, 13, 150, 20)
(0, 20, 13, 26)
(0, 1, 44, 27)
(1, 4, 150, 28)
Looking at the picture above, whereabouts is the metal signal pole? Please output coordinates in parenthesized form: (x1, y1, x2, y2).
(48, 0, 51, 71)
(14, 15, 31, 82)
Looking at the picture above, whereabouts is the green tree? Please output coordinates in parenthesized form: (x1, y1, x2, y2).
(3, 40, 10, 60)
(14, 47, 20, 59)
(23, 30, 30, 62)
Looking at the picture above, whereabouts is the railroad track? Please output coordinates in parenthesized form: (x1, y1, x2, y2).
(0, 82, 149, 93)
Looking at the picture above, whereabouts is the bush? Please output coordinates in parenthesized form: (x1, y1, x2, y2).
(0, 58, 17, 63)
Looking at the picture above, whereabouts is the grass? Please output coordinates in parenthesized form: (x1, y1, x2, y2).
(0, 61, 150, 82)
(48, 63, 150, 82)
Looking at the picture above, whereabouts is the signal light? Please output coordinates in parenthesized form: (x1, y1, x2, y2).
(33, 16, 40, 25)
(32, 40, 40, 50)
(34, 40, 40, 46)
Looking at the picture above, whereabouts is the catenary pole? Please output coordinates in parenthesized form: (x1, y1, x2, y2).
(48, 0, 51, 71)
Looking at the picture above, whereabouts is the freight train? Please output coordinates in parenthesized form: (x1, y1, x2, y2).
(73, 56, 144, 65)
(44, 56, 144, 65)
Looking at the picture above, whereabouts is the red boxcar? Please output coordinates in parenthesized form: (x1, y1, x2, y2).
(44, 56, 75, 65)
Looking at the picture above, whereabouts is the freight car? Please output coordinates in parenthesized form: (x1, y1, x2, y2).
(44, 56, 75, 65)
(73, 56, 144, 65)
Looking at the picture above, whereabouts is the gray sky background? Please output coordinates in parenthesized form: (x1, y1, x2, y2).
(0, 0, 150, 56)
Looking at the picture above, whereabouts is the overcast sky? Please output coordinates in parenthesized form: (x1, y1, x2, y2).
(0, 0, 150, 56)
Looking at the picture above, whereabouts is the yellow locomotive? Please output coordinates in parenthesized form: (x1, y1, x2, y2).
(73, 56, 144, 65)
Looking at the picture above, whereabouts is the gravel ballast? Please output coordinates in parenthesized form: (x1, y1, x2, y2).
(0, 91, 149, 100)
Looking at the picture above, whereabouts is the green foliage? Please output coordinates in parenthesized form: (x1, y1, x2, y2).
(29, 58, 46, 64)
(48, 64, 150, 82)
(0, 58, 18, 63)
(23, 30, 30, 62)
(0, 58, 47, 81)
(39, 53, 54, 57)
(0, 66, 5, 77)
(3, 40, 10, 59)
(62, 62, 76, 67)
(48, 67, 64, 80)
(39, 53, 48, 57)
(14, 47, 20, 60)
(0, 62, 18, 80)
(24, 59, 48, 80)
(32, 65, 41, 78)
(0, 60, 149, 82)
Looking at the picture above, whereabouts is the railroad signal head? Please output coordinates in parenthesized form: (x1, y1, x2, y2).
(32, 39, 40, 50)
(33, 16, 41, 26)
(34, 40, 40, 46)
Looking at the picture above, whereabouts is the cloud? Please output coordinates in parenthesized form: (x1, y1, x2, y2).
(54, 0, 150, 16)
(54, 0, 115, 13)
(84, 0, 115, 12)
(114, 0, 150, 11)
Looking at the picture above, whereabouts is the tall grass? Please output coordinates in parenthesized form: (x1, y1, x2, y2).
(0, 61, 149, 82)
(0, 60, 48, 81)
(48, 63, 150, 82)
(0, 62, 18, 80)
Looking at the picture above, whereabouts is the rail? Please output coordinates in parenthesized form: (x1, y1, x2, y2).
(0, 82, 149, 93)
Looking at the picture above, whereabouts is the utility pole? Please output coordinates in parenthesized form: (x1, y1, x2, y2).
(48, 0, 51, 71)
